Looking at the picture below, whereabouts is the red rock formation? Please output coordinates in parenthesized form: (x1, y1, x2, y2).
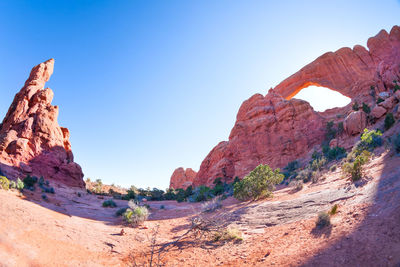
(274, 26, 400, 99)
(175, 25, 400, 187)
(0, 59, 85, 188)
(169, 167, 197, 189)
(194, 91, 325, 186)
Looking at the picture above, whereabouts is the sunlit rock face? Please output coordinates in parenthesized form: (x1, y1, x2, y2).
(169, 167, 197, 189)
(184, 25, 400, 187)
(0, 59, 85, 188)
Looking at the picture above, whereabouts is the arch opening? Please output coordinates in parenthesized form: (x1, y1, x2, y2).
(291, 85, 351, 112)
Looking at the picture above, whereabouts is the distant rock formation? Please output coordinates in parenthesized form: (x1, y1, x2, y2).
(172, 25, 400, 187)
(0, 59, 85, 188)
(169, 167, 197, 189)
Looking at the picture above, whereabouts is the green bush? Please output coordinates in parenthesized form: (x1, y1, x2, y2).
(393, 133, 400, 154)
(122, 185, 138, 200)
(213, 227, 243, 242)
(211, 178, 224, 196)
(9, 180, 16, 189)
(329, 204, 338, 215)
(193, 186, 212, 202)
(102, 199, 117, 208)
(316, 211, 331, 228)
(352, 101, 359, 111)
(384, 113, 395, 130)
(123, 201, 149, 226)
(394, 80, 400, 92)
(343, 150, 370, 181)
(115, 207, 128, 217)
(325, 121, 337, 142)
(289, 180, 303, 191)
(16, 178, 24, 191)
(23, 175, 38, 189)
(349, 129, 382, 159)
(297, 169, 313, 183)
(311, 157, 326, 171)
(0, 176, 10, 190)
(362, 102, 371, 114)
(323, 146, 346, 161)
(233, 164, 284, 201)
(376, 97, 384, 104)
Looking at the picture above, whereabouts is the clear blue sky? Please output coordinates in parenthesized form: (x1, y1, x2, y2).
(1, 0, 399, 189)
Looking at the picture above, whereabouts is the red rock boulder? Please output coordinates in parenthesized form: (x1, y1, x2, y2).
(169, 167, 197, 189)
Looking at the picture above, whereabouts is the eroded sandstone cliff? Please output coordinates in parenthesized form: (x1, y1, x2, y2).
(171, 25, 400, 188)
(0, 59, 85, 188)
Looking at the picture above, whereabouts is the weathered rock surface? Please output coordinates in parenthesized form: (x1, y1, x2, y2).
(194, 90, 325, 186)
(371, 105, 387, 119)
(172, 26, 400, 187)
(0, 59, 85, 188)
(169, 167, 197, 189)
(344, 111, 367, 135)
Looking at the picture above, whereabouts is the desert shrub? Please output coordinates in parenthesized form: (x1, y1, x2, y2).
(323, 146, 347, 161)
(329, 204, 338, 215)
(376, 97, 384, 104)
(149, 188, 165, 201)
(175, 188, 186, 202)
(337, 122, 344, 136)
(394, 80, 400, 92)
(384, 113, 395, 130)
(160, 205, 165, 210)
(311, 171, 320, 183)
(352, 101, 359, 111)
(115, 207, 128, 217)
(102, 199, 117, 208)
(311, 150, 322, 161)
(123, 201, 149, 226)
(220, 194, 228, 200)
(211, 178, 224, 196)
(393, 133, 400, 154)
(23, 175, 38, 189)
(9, 180, 17, 189)
(192, 186, 213, 202)
(202, 198, 222, 212)
(289, 180, 303, 191)
(285, 160, 299, 172)
(310, 157, 326, 171)
(283, 160, 299, 180)
(343, 150, 370, 181)
(362, 102, 371, 114)
(185, 185, 193, 198)
(325, 121, 337, 142)
(213, 227, 243, 242)
(297, 169, 313, 183)
(349, 129, 382, 159)
(330, 164, 337, 172)
(233, 164, 284, 201)
(16, 178, 24, 191)
(41, 186, 55, 194)
(316, 211, 331, 228)
(163, 188, 176, 200)
(41, 194, 48, 201)
(0, 176, 10, 190)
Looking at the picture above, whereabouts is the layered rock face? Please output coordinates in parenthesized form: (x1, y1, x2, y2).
(169, 167, 197, 189)
(194, 91, 325, 186)
(173, 25, 400, 188)
(0, 59, 85, 188)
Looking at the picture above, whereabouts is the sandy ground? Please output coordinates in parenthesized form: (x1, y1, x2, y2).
(1, 150, 400, 267)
